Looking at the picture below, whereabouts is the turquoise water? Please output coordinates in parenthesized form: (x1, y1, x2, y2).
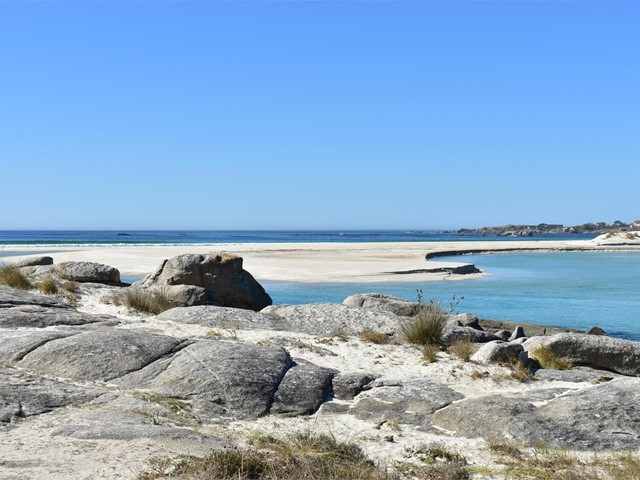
(263, 252, 640, 341)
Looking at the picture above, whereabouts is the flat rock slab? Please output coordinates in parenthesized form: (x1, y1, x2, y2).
(524, 333, 640, 377)
(0, 286, 116, 329)
(0, 330, 76, 364)
(158, 305, 279, 330)
(118, 340, 295, 420)
(261, 303, 403, 336)
(432, 378, 640, 450)
(534, 368, 616, 383)
(0, 368, 102, 422)
(18, 329, 183, 381)
(343, 293, 421, 317)
(351, 379, 464, 429)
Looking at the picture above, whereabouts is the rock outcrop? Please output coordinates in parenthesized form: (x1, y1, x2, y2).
(343, 293, 421, 317)
(53, 262, 121, 284)
(135, 253, 272, 311)
(524, 333, 640, 377)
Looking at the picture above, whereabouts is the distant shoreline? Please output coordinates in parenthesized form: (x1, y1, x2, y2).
(2, 235, 639, 283)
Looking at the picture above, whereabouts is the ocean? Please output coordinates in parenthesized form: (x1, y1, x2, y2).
(2, 230, 638, 340)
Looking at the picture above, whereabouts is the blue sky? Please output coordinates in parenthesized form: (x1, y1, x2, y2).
(1, 1, 638, 230)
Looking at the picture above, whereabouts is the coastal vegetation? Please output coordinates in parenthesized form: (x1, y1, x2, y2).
(113, 288, 177, 315)
(0, 264, 30, 290)
(448, 339, 475, 362)
(400, 301, 448, 346)
(530, 345, 573, 370)
(136, 432, 399, 480)
(37, 276, 58, 295)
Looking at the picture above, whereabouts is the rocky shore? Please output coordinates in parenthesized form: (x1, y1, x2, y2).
(1, 253, 640, 479)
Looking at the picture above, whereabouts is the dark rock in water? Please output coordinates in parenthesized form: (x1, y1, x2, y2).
(432, 378, 640, 450)
(332, 372, 377, 400)
(524, 333, 640, 377)
(18, 329, 182, 381)
(136, 253, 271, 311)
(271, 360, 335, 416)
(11, 256, 53, 268)
(351, 379, 464, 429)
(343, 293, 422, 317)
(54, 261, 121, 284)
(509, 326, 526, 341)
(0, 368, 102, 422)
(0, 285, 115, 328)
(587, 326, 607, 336)
(261, 303, 402, 337)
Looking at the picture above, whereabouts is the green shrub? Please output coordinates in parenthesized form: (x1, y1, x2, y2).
(401, 302, 448, 346)
(0, 264, 30, 290)
(531, 345, 573, 370)
(38, 276, 58, 294)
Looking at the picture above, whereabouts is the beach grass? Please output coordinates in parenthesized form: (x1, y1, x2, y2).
(448, 339, 475, 362)
(531, 345, 573, 370)
(0, 264, 31, 290)
(400, 302, 448, 346)
(136, 431, 397, 480)
(121, 288, 177, 315)
(38, 276, 58, 294)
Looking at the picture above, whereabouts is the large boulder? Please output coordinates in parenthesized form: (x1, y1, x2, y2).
(432, 378, 640, 450)
(54, 261, 120, 284)
(0, 285, 116, 328)
(261, 303, 402, 336)
(117, 340, 299, 420)
(157, 305, 278, 330)
(18, 329, 183, 381)
(271, 360, 335, 416)
(470, 340, 524, 365)
(524, 333, 640, 377)
(136, 253, 271, 311)
(343, 293, 421, 317)
(442, 322, 501, 346)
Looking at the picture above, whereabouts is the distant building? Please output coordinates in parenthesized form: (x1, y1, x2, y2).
(633, 220, 640, 230)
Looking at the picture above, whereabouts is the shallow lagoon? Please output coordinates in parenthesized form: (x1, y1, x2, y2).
(264, 252, 640, 341)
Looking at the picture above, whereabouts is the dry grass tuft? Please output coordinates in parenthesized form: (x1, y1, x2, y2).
(120, 288, 177, 315)
(61, 280, 80, 293)
(402, 443, 469, 480)
(448, 339, 475, 362)
(488, 441, 640, 480)
(531, 345, 573, 370)
(0, 264, 31, 290)
(360, 329, 391, 345)
(136, 431, 396, 480)
(509, 361, 534, 382)
(38, 276, 58, 294)
(422, 344, 440, 363)
(401, 302, 448, 346)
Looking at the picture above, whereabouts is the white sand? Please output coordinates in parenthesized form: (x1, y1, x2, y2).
(5, 237, 637, 284)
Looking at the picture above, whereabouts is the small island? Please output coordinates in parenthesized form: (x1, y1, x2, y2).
(455, 220, 640, 237)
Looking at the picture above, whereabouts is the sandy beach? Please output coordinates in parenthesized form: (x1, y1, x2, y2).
(2, 236, 639, 283)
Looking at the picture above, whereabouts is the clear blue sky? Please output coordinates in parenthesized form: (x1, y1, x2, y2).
(1, 1, 638, 230)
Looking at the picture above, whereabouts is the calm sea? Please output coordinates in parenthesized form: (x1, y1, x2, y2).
(2, 231, 638, 340)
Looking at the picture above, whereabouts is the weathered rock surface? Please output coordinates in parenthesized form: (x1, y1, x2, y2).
(158, 305, 277, 329)
(524, 333, 640, 376)
(587, 326, 607, 336)
(261, 303, 403, 336)
(271, 360, 335, 416)
(54, 261, 121, 284)
(136, 253, 271, 310)
(442, 322, 500, 346)
(18, 329, 183, 381)
(11, 256, 53, 268)
(470, 340, 524, 365)
(0, 368, 102, 422)
(351, 379, 464, 429)
(332, 372, 377, 400)
(509, 326, 526, 341)
(452, 313, 483, 330)
(432, 378, 640, 450)
(118, 340, 296, 420)
(343, 293, 421, 317)
(0, 286, 115, 328)
(0, 330, 75, 364)
(534, 368, 616, 383)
